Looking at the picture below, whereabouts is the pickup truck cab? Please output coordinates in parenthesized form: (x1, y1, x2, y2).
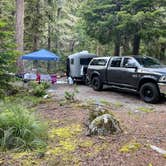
(87, 56, 166, 103)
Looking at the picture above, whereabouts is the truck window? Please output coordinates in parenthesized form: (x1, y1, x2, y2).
(90, 59, 107, 66)
(123, 58, 139, 67)
(110, 57, 122, 67)
(135, 57, 161, 67)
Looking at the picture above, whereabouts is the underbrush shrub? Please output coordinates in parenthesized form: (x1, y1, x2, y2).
(29, 81, 50, 97)
(29, 81, 50, 90)
(64, 91, 75, 102)
(6, 85, 19, 96)
(42, 82, 50, 89)
(0, 85, 19, 99)
(32, 84, 47, 97)
(64, 86, 79, 102)
(0, 105, 48, 151)
(2, 92, 48, 110)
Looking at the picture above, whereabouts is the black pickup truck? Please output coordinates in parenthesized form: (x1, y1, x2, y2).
(87, 56, 166, 103)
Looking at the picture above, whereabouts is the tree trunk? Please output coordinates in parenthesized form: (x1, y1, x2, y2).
(123, 37, 130, 54)
(96, 44, 101, 56)
(114, 43, 120, 56)
(55, 35, 59, 50)
(16, 0, 24, 52)
(33, 1, 40, 51)
(69, 40, 75, 53)
(160, 44, 165, 60)
(48, 24, 51, 50)
(57, 8, 62, 18)
(132, 34, 140, 55)
(57, 0, 63, 19)
(33, 34, 39, 51)
(47, 24, 51, 73)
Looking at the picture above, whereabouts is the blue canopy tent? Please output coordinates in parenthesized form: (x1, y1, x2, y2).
(21, 49, 60, 61)
(21, 49, 60, 81)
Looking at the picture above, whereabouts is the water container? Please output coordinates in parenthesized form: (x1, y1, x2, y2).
(68, 77, 73, 85)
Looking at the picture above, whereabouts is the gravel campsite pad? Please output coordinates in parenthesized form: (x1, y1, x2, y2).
(0, 84, 166, 166)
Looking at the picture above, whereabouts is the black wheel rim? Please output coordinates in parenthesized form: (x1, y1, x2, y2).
(143, 87, 153, 101)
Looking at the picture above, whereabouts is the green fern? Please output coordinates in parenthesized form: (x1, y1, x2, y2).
(0, 105, 47, 151)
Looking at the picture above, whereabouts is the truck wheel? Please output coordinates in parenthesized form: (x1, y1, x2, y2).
(139, 83, 160, 103)
(92, 76, 103, 91)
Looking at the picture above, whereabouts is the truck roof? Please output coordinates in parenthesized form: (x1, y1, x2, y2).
(92, 55, 149, 59)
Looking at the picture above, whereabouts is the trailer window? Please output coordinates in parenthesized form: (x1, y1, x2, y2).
(71, 58, 74, 65)
(90, 59, 107, 66)
(80, 58, 92, 65)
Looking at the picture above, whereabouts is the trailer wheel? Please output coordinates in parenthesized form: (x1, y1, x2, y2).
(92, 76, 103, 91)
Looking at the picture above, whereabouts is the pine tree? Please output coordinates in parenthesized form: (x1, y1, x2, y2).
(16, 0, 24, 52)
(0, 19, 18, 96)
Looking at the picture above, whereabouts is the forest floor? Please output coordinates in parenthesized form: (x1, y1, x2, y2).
(0, 82, 166, 166)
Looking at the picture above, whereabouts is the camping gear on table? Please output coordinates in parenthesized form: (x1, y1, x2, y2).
(51, 74, 57, 84)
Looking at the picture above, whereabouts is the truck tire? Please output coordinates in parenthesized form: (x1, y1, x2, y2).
(139, 83, 160, 103)
(92, 76, 103, 91)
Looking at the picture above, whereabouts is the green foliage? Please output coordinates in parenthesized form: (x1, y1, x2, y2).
(23, 0, 100, 74)
(64, 91, 75, 102)
(0, 105, 48, 151)
(3, 93, 46, 108)
(64, 86, 79, 102)
(0, 90, 5, 99)
(0, 19, 18, 96)
(81, 0, 166, 57)
(24, 0, 46, 51)
(32, 84, 47, 97)
(28, 81, 50, 97)
(0, 0, 15, 26)
(41, 82, 50, 89)
(24, 0, 83, 53)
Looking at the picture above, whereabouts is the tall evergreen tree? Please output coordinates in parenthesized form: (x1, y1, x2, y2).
(0, 19, 18, 96)
(81, 0, 166, 56)
(16, 0, 24, 52)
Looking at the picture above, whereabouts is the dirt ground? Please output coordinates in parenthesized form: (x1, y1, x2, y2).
(51, 83, 166, 111)
(43, 83, 166, 166)
(0, 82, 166, 166)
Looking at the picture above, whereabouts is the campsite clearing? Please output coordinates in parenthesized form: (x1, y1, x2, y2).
(0, 83, 166, 166)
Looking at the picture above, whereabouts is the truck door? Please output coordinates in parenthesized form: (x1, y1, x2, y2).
(107, 57, 123, 85)
(120, 57, 140, 88)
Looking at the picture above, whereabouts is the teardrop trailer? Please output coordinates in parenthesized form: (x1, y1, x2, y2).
(66, 51, 96, 83)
